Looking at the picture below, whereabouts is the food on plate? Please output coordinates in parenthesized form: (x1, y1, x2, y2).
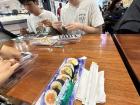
(67, 58, 78, 66)
(44, 89, 57, 105)
(50, 81, 63, 91)
(60, 66, 73, 78)
(56, 74, 71, 81)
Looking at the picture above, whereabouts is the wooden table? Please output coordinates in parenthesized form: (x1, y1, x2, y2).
(5, 34, 140, 105)
(113, 34, 140, 94)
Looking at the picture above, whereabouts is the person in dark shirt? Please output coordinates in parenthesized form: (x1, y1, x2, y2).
(115, 0, 140, 34)
(103, 0, 126, 34)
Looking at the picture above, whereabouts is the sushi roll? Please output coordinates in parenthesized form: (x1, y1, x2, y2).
(52, 88, 60, 96)
(56, 74, 71, 81)
(50, 81, 62, 91)
(64, 63, 74, 72)
(56, 79, 65, 86)
(44, 89, 57, 105)
(60, 66, 73, 78)
(67, 58, 78, 66)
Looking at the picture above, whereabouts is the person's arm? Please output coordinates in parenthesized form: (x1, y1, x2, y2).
(51, 21, 63, 33)
(89, 1, 104, 34)
(41, 12, 63, 33)
(65, 23, 102, 34)
(0, 60, 19, 85)
(81, 24, 102, 34)
(57, 8, 59, 16)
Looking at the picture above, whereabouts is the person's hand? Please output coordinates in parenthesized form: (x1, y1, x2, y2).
(52, 21, 62, 30)
(65, 23, 83, 31)
(36, 22, 46, 33)
(36, 22, 44, 30)
(20, 28, 29, 35)
(41, 19, 52, 27)
(38, 22, 44, 27)
(0, 58, 18, 72)
(0, 59, 20, 85)
(0, 45, 21, 60)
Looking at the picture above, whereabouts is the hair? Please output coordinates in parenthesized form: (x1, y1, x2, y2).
(18, 0, 38, 5)
(108, 0, 122, 12)
(59, 2, 62, 7)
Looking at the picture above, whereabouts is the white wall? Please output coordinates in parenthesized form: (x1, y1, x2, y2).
(0, 0, 43, 13)
(0, 0, 22, 13)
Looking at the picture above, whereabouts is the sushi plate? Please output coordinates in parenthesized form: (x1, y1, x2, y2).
(33, 57, 86, 105)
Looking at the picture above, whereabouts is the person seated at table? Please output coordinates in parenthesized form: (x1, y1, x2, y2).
(0, 44, 20, 85)
(53, 0, 104, 34)
(115, 0, 140, 34)
(18, 0, 58, 35)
